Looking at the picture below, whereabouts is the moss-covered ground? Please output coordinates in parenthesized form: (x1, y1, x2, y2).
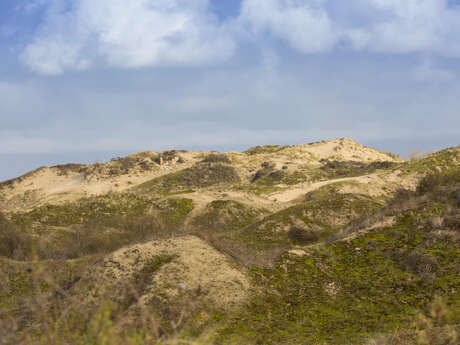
(215, 191, 460, 345)
(5, 194, 195, 260)
(235, 186, 383, 251)
(136, 162, 240, 195)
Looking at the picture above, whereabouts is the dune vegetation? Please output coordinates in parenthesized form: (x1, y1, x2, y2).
(0, 139, 458, 344)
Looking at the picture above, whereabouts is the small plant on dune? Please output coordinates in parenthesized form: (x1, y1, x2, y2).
(319, 160, 397, 178)
(367, 297, 458, 345)
(153, 150, 184, 165)
(414, 296, 458, 345)
(244, 145, 286, 155)
(416, 169, 460, 195)
(287, 226, 319, 245)
(0, 212, 31, 260)
(201, 153, 231, 164)
(137, 162, 240, 195)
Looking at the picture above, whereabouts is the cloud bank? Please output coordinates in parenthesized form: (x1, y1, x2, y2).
(20, 0, 235, 75)
(20, 0, 460, 75)
(241, 0, 460, 56)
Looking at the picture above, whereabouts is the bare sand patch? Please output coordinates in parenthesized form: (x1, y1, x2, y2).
(80, 235, 250, 309)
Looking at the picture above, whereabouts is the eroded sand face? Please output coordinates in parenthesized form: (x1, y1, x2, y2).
(79, 236, 250, 309)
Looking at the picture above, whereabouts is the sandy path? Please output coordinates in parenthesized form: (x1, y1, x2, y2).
(266, 176, 371, 203)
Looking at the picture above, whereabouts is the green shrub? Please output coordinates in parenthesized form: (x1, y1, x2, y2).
(11, 193, 153, 228)
(217, 221, 459, 344)
(416, 170, 460, 196)
(0, 213, 30, 260)
(138, 163, 240, 195)
(201, 153, 231, 164)
(287, 226, 319, 245)
(244, 145, 285, 155)
(153, 150, 184, 165)
(320, 160, 397, 178)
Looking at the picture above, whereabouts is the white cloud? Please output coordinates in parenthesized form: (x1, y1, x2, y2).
(351, 0, 460, 56)
(20, 1, 460, 74)
(240, 0, 338, 53)
(241, 0, 460, 57)
(21, 0, 235, 74)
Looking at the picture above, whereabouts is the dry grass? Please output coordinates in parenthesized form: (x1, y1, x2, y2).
(0, 235, 249, 345)
(0, 264, 191, 345)
(366, 297, 459, 345)
(0, 213, 31, 260)
(200, 153, 231, 164)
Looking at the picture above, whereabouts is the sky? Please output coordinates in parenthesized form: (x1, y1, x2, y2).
(1, 0, 460, 181)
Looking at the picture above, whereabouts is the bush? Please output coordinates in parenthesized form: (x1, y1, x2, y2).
(453, 187, 460, 207)
(153, 150, 184, 165)
(139, 163, 240, 194)
(320, 160, 396, 177)
(287, 226, 319, 245)
(0, 213, 30, 259)
(45, 215, 172, 259)
(108, 157, 139, 175)
(251, 162, 277, 183)
(366, 297, 459, 345)
(416, 170, 460, 196)
(201, 153, 231, 164)
(244, 145, 284, 155)
(399, 248, 438, 275)
(444, 214, 460, 230)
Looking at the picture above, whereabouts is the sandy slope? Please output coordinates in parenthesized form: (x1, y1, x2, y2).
(0, 138, 404, 211)
(266, 169, 418, 203)
(78, 236, 250, 309)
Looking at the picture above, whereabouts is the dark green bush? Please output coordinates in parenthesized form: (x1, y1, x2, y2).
(153, 150, 184, 165)
(320, 160, 396, 178)
(138, 163, 240, 194)
(201, 153, 231, 164)
(0, 213, 30, 259)
(244, 145, 285, 155)
(251, 162, 277, 183)
(416, 170, 460, 195)
(287, 226, 319, 245)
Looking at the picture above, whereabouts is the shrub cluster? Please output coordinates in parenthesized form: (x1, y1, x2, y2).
(244, 145, 285, 155)
(287, 226, 319, 245)
(139, 162, 240, 194)
(251, 162, 278, 183)
(4, 194, 195, 260)
(416, 169, 460, 195)
(0, 213, 30, 260)
(201, 153, 231, 164)
(320, 160, 396, 177)
(153, 150, 184, 165)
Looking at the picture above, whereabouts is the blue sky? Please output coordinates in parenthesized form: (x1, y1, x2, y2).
(1, 0, 460, 181)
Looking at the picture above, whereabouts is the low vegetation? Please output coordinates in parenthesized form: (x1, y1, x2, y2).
(0, 142, 459, 344)
(200, 153, 231, 164)
(4, 194, 195, 260)
(216, 170, 460, 345)
(244, 145, 286, 155)
(320, 160, 397, 178)
(401, 148, 460, 175)
(137, 162, 240, 195)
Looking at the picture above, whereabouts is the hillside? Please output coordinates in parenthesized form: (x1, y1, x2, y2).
(0, 138, 459, 345)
